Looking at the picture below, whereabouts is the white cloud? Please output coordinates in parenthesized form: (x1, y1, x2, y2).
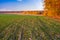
(0, 9, 12, 11)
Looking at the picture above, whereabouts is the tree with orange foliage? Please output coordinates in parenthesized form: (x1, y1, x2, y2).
(44, 0, 60, 16)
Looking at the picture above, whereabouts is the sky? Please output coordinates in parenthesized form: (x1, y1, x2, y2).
(0, 0, 44, 11)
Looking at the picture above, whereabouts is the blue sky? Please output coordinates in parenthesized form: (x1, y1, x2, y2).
(0, 0, 44, 11)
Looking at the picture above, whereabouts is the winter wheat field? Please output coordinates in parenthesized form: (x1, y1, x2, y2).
(0, 14, 60, 40)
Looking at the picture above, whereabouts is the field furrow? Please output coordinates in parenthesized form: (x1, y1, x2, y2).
(0, 14, 60, 40)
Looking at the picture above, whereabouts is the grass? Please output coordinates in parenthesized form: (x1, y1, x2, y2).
(0, 14, 60, 40)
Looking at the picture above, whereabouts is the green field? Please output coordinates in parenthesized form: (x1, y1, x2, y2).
(0, 14, 60, 40)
